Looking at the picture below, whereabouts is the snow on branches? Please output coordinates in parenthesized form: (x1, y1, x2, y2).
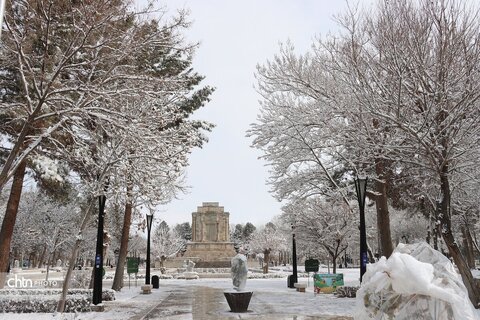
(0, 0, 213, 202)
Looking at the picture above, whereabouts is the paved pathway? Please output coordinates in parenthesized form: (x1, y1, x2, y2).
(120, 285, 353, 320)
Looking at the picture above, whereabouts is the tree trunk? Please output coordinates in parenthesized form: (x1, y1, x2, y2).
(160, 255, 166, 268)
(37, 245, 47, 268)
(374, 158, 393, 258)
(462, 226, 476, 269)
(442, 225, 479, 308)
(45, 249, 57, 281)
(88, 265, 94, 289)
(465, 226, 477, 269)
(433, 220, 439, 250)
(51, 248, 58, 268)
(438, 169, 480, 308)
(0, 118, 34, 193)
(45, 252, 52, 282)
(103, 219, 110, 267)
(57, 202, 94, 312)
(469, 229, 480, 256)
(0, 161, 27, 289)
(367, 242, 375, 263)
(263, 249, 271, 274)
(112, 186, 133, 291)
(30, 252, 37, 269)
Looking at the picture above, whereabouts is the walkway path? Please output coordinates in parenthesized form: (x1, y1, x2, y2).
(103, 279, 355, 320)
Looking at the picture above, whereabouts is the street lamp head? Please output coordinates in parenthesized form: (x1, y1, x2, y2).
(354, 176, 368, 210)
(146, 213, 154, 232)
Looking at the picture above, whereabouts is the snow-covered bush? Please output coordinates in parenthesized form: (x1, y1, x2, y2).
(70, 270, 91, 288)
(335, 286, 359, 298)
(247, 273, 285, 279)
(0, 294, 90, 313)
(246, 272, 309, 279)
(0, 288, 115, 312)
(0, 288, 115, 301)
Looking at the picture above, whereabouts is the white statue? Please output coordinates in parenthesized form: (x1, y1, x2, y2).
(186, 260, 195, 272)
(231, 253, 248, 291)
(179, 259, 198, 280)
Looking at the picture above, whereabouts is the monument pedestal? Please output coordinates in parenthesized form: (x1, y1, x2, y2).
(183, 271, 199, 279)
(183, 242, 236, 268)
(224, 291, 253, 313)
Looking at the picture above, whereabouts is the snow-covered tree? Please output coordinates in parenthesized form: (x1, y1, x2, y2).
(230, 224, 244, 252)
(389, 209, 428, 246)
(242, 222, 256, 243)
(229, 222, 257, 253)
(10, 190, 80, 272)
(250, 222, 287, 274)
(0, 0, 211, 190)
(250, 0, 480, 306)
(282, 197, 356, 274)
(174, 222, 192, 242)
(249, 41, 395, 259)
(329, 0, 480, 305)
(152, 221, 185, 266)
(0, 0, 213, 300)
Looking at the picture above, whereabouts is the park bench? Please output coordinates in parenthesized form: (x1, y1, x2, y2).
(141, 284, 152, 294)
(294, 283, 307, 293)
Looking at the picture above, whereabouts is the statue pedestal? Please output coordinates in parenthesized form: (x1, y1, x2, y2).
(183, 272, 199, 280)
(223, 291, 253, 313)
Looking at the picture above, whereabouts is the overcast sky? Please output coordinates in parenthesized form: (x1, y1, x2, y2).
(144, 0, 350, 227)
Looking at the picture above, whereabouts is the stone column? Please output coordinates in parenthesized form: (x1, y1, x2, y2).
(225, 214, 229, 241)
(192, 213, 197, 242)
(200, 215, 204, 242)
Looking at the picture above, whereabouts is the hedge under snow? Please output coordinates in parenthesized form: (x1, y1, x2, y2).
(0, 289, 115, 313)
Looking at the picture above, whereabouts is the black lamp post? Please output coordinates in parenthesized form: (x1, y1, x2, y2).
(93, 193, 107, 305)
(354, 176, 368, 283)
(145, 213, 153, 285)
(288, 223, 298, 288)
(291, 223, 298, 286)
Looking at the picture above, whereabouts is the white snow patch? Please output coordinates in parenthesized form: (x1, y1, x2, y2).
(32, 156, 63, 183)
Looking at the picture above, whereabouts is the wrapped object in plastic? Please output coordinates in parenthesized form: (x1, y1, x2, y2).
(355, 242, 479, 320)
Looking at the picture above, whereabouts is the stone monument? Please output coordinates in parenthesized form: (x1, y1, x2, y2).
(183, 202, 236, 268)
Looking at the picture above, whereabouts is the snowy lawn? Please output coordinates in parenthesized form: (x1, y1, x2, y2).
(0, 268, 360, 319)
(1, 267, 478, 319)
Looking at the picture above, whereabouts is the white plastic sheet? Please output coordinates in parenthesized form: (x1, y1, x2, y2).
(355, 242, 479, 320)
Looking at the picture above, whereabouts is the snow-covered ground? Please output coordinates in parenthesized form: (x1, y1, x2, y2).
(1, 266, 479, 319)
(0, 267, 359, 319)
